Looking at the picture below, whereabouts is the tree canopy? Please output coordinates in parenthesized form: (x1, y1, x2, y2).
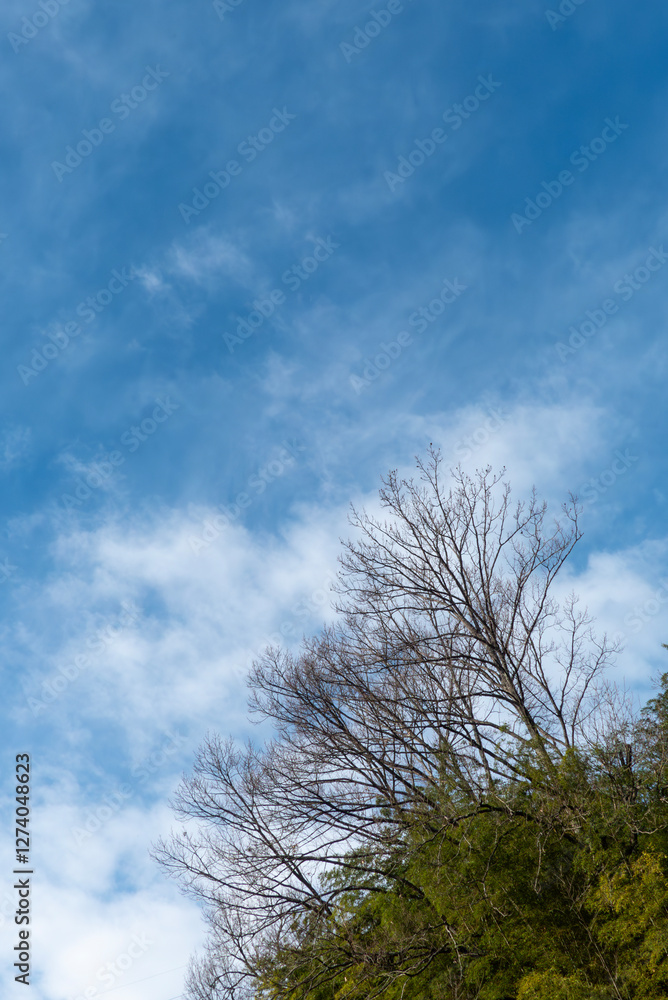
(155, 457, 668, 1000)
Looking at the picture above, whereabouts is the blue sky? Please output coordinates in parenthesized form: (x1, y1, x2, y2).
(2, 1, 668, 997)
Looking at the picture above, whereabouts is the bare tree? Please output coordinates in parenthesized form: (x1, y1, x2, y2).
(155, 455, 619, 999)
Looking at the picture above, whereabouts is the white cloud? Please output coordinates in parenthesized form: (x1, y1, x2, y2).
(0, 426, 31, 472)
(408, 399, 610, 496)
(135, 266, 169, 295)
(168, 230, 255, 288)
(15, 499, 346, 748)
(555, 541, 668, 696)
(0, 795, 203, 1000)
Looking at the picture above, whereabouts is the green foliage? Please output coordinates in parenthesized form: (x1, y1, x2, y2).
(255, 669, 668, 1000)
(588, 852, 668, 998)
(516, 970, 608, 1000)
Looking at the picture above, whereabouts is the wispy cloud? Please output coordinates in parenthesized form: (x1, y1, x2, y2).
(0, 426, 31, 471)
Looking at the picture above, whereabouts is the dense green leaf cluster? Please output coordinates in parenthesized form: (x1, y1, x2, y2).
(256, 674, 668, 1000)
